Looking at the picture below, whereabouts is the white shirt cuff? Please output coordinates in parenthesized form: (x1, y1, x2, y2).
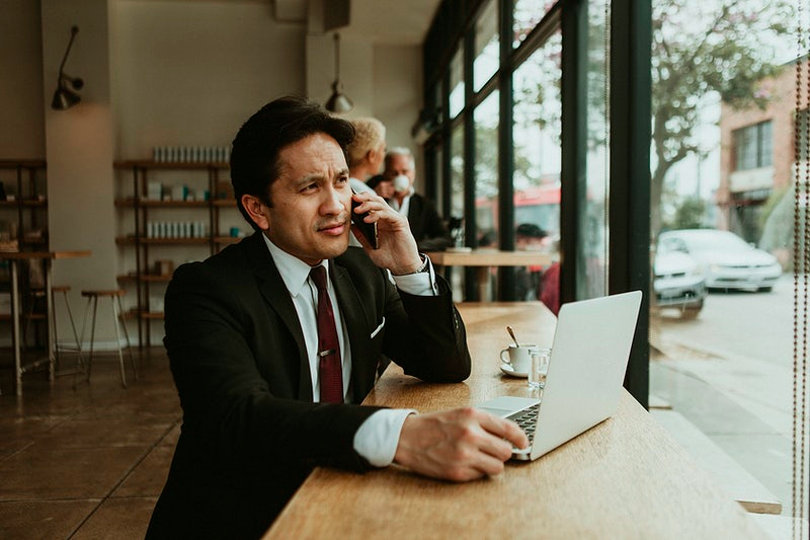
(353, 408, 416, 467)
(391, 255, 438, 296)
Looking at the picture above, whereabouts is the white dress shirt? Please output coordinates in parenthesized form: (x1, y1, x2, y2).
(262, 235, 437, 466)
(389, 190, 412, 217)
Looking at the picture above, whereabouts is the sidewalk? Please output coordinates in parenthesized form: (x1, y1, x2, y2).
(650, 338, 801, 518)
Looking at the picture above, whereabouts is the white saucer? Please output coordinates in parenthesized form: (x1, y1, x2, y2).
(499, 362, 528, 378)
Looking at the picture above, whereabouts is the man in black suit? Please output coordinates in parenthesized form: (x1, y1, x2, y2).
(384, 147, 452, 252)
(146, 97, 527, 539)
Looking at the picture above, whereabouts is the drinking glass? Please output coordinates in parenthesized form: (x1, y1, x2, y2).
(528, 347, 551, 390)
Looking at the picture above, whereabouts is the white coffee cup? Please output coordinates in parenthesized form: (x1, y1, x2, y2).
(393, 174, 410, 193)
(499, 344, 538, 374)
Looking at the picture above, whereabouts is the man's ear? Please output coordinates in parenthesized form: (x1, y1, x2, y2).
(241, 194, 270, 231)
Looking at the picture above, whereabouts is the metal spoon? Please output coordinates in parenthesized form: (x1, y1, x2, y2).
(506, 326, 520, 348)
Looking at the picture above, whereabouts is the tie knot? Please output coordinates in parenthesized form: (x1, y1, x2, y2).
(310, 265, 328, 291)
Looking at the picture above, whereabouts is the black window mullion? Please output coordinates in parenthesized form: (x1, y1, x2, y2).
(441, 71, 452, 221)
(463, 25, 479, 300)
(497, 0, 516, 300)
(610, 0, 652, 407)
(560, 0, 587, 308)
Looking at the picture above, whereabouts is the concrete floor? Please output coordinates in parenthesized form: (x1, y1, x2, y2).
(0, 351, 179, 539)
(1, 347, 803, 539)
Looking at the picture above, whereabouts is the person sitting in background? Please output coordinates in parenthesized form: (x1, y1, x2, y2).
(540, 238, 561, 315)
(514, 223, 548, 301)
(540, 260, 560, 315)
(366, 173, 394, 199)
(346, 117, 386, 194)
(384, 147, 451, 252)
(477, 230, 497, 248)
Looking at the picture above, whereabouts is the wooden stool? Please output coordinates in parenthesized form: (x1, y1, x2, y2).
(80, 289, 136, 388)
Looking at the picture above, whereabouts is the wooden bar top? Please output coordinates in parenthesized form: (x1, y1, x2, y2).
(0, 250, 91, 260)
(265, 302, 766, 539)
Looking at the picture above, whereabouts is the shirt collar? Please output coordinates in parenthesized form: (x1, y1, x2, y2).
(391, 191, 412, 213)
(261, 233, 328, 298)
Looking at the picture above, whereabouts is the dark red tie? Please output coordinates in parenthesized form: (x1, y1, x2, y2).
(310, 266, 343, 403)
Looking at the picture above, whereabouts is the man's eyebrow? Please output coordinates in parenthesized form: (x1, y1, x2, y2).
(293, 168, 350, 188)
(293, 173, 324, 188)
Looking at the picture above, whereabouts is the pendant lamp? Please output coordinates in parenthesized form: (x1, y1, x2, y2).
(325, 33, 353, 113)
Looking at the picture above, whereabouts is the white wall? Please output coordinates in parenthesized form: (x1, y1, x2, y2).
(0, 0, 425, 349)
(42, 0, 120, 347)
(112, 0, 307, 158)
(0, 0, 45, 158)
(372, 44, 425, 188)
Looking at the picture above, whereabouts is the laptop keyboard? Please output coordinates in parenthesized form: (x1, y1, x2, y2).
(506, 402, 540, 445)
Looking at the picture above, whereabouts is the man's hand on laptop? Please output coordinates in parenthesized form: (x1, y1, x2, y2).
(393, 408, 529, 481)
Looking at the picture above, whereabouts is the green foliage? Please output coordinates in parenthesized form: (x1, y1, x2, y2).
(664, 197, 707, 230)
(759, 185, 788, 230)
(649, 0, 794, 235)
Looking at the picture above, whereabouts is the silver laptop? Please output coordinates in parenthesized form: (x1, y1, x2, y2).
(476, 290, 642, 461)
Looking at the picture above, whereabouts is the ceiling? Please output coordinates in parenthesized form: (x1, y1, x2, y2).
(341, 0, 442, 45)
(274, 0, 443, 45)
(150, 0, 442, 45)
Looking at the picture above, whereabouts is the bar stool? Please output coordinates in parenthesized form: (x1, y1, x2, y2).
(22, 285, 84, 375)
(80, 289, 136, 388)
(50, 286, 85, 374)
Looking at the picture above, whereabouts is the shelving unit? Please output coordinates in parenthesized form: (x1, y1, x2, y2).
(114, 160, 243, 348)
(0, 160, 50, 357)
(0, 160, 49, 250)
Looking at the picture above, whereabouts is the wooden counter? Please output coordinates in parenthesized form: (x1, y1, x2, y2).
(265, 302, 766, 539)
(426, 250, 552, 300)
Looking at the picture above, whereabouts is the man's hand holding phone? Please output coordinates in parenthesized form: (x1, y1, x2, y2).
(350, 191, 422, 275)
(350, 194, 379, 249)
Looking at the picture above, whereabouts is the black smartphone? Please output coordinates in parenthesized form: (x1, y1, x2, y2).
(351, 192, 379, 249)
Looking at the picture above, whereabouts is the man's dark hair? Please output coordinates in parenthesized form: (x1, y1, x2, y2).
(230, 96, 355, 230)
(516, 223, 547, 239)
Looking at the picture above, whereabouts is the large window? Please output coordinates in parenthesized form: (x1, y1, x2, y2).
(449, 124, 465, 228)
(513, 0, 555, 48)
(579, 0, 610, 300)
(474, 0, 499, 92)
(474, 90, 500, 247)
(649, 0, 794, 520)
(513, 32, 562, 244)
(449, 46, 465, 119)
(733, 120, 773, 171)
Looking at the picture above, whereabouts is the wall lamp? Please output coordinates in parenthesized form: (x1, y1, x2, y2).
(324, 33, 353, 114)
(51, 26, 84, 110)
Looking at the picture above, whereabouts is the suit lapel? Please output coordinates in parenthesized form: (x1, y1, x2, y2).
(246, 233, 313, 401)
(331, 261, 376, 403)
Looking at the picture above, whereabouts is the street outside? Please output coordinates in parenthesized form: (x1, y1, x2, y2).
(651, 274, 802, 517)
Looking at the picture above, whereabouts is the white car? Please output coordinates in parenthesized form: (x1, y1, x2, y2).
(653, 244, 707, 317)
(657, 229, 782, 292)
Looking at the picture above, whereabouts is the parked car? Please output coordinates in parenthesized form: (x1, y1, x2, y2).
(657, 229, 782, 292)
(653, 243, 707, 317)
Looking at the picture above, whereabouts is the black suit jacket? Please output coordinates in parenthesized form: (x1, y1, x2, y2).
(406, 193, 452, 252)
(146, 232, 470, 539)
